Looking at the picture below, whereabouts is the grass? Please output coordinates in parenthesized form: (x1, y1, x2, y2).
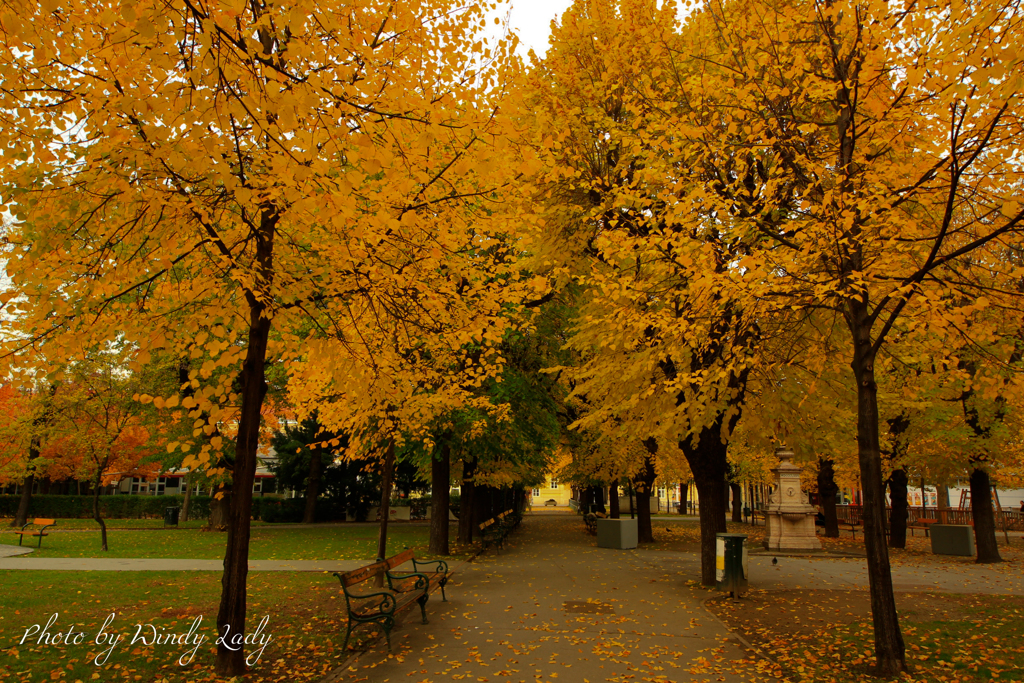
(0, 571, 371, 683)
(2, 518, 250, 530)
(0, 522, 472, 682)
(1, 522, 467, 561)
(708, 590, 1024, 682)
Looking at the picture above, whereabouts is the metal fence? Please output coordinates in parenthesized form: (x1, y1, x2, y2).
(835, 504, 1024, 531)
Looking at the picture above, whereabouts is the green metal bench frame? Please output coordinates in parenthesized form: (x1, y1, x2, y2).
(583, 511, 606, 534)
(478, 509, 522, 554)
(333, 550, 449, 651)
(14, 518, 56, 547)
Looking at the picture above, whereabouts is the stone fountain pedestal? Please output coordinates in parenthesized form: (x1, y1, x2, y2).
(763, 448, 821, 552)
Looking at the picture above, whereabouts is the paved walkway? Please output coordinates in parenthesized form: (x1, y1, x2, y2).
(326, 515, 753, 683)
(0, 544, 33, 558)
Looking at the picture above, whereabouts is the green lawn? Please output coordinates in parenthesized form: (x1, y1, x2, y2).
(710, 590, 1024, 683)
(3, 518, 248, 530)
(0, 571, 361, 683)
(0, 523, 471, 682)
(1, 523, 463, 561)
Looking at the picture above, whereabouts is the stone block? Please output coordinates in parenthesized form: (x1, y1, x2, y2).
(930, 524, 975, 556)
(596, 517, 638, 549)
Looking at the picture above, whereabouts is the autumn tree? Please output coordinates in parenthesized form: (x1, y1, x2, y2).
(0, 383, 52, 527)
(655, 0, 1024, 672)
(520, 0, 796, 580)
(269, 414, 345, 525)
(0, 0, 521, 673)
(43, 351, 158, 550)
(404, 334, 562, 552)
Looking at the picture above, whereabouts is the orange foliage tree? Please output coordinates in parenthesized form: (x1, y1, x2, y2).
(640, 0, 1024, 672)
(0, 0, 521, 673)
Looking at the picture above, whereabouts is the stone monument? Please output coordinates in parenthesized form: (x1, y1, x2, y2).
(763, 447, 821, 551)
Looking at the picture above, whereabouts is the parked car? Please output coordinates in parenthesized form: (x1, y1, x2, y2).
(544, 499, 558, 506)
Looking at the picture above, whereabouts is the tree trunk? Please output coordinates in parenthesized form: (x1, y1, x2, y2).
(13, 472, 35, 528)
(627, 482, 634, 518)
(429, 441, 451, 556)
(214, 223, 275, 677)
(887, 468, 909, 549)
(302, 448, 322, 525)
(475, 484, 493, 523)
(730, 482, 742, 523)
(970, 467, 1002, 563)
(180, 472, 193, 523)
(850, 307, 907, 675)
(609, 480, 620, 519)
(635, 489, 652, 542)
(634, 447, 656, 543)
(375, 438, 397, 564)
(681, 425, 729, 586)
(92, 463, 108, 552)
(679, 481, 688, 515)
(937, 485, 950, 524)
(458, 459, 476, 544)
(817, 457, 840, 537)
(14, 431, 48, 529)
(209, 483, 231, 529)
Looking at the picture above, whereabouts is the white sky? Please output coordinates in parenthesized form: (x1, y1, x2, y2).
(500, 0, 576, 58)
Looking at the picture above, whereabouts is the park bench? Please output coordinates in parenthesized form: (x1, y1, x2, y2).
(479, 517, 504, 553)
(13, 518, 56, 547)
(908, 518, 938, 536)
(497, 510, 521, 535)
(333, 549, 448, 651)
(583, 511, 606, 534)
(838, 519, 862, 537)
(478, 509, 521, 553)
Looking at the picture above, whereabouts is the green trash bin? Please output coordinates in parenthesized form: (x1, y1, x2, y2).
(164, 506, 180, 527)
(716, 533, 748, 596)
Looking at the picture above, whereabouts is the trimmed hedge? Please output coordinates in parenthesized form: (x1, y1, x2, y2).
(0, 494, 213, 520)
(0, 494, 379, 523)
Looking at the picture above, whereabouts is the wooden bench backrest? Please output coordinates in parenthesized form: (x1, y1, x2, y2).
(32, 518, 56, 526)
(339, 560, 389, 587)
(340, 550, 417, 587)
(479, 518, 494, 530)
(385, 549, 415, 570)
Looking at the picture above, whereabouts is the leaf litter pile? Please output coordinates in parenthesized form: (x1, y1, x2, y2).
(707, 589, 1024, 682)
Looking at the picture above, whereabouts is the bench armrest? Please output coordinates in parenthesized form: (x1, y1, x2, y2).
(386, 571, 428, 592)
(340, 588, 398, 614)
(411, 558, 448, 575)
(39, 522, 56, 533)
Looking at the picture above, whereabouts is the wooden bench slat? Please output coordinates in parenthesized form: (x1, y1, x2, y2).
(14, 519, 57, 547)
(386, 549, 416, 570)
(340, 560, 389, 587)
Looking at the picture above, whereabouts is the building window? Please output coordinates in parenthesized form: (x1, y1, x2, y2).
(550, 479, 558, 489)
(532, 488, 540, 497)
(253, 479, 262, 493)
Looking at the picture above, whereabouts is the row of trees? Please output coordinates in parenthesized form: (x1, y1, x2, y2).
(2, 0, 1023, 676)
(517, 0, 1024, 676)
